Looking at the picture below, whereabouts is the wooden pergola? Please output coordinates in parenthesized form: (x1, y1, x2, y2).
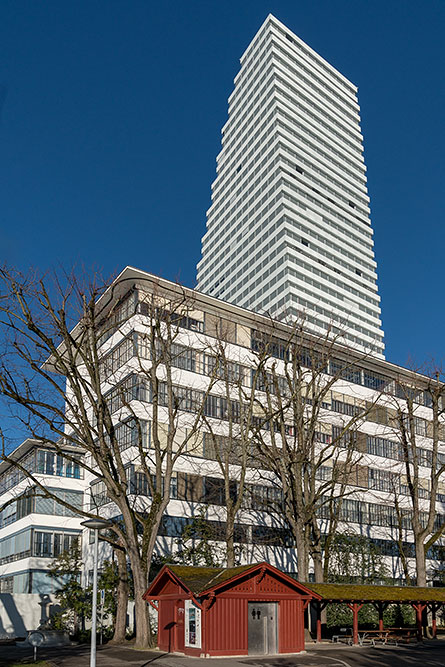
(305, 582, 445, 645)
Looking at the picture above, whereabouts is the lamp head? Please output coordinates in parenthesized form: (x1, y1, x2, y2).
(80, 518, 112, 530)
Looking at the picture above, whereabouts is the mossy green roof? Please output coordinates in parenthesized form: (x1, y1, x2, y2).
(306, 583, 445, 603)
(168, 564, 254, 594)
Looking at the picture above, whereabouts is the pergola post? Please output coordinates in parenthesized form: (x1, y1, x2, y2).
(371, 601, 388, 631)
(316, 601, 322, 643)
(429, 602, 439, 639)
(346, 602, 363, 645)
(411, 602, 426, 642)
(314, 601, 328, 642)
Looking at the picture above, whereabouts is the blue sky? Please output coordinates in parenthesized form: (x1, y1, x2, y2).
(1, 0, 444, 370)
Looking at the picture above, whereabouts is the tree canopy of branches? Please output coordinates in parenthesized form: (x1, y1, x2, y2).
(248, 322, 376, 582)
(0, 268, 218, 646)
(389, 373, 445, 586)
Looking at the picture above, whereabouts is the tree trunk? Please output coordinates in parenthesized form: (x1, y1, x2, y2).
(295, 527, 309, 582)
(311, 520, 324, 583)
(111, 549, 129, 644)
(226, 511, 236, 567)
(415, 540, 427, 587)
(126, 545, 151, 648)
(312, 549, 323, 583)
(133, 580, 151, 648)
(322, 539, 331, 582)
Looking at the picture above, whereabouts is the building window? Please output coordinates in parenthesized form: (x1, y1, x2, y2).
(204, 355, 245, 383)
(0, 529, 32, 565)
(114, 418, 150, 452)
(368, 468, 396, 493)
(33, 531, 80, 558)
(36, 449, 81, 479)
(0, 576, 13, 593)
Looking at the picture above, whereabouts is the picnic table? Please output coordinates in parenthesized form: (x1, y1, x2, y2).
(387, 628, 417, 643)
(332, 626, 418, 646)
(358, 629, 398, 646)
(331, 628, 353, 644)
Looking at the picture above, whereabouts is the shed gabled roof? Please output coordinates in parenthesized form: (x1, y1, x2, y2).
(167, 564, 254, 594)
(306, 582, 445, 603)
(144, 562, 321, 600)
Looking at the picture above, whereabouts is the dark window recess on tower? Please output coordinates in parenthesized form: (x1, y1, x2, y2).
(355, 269, 362, 276)
(349, 201, 356, 208)
(301, 238, 309, 247)
(295, 165, 304, 174)
(236, 165, 242, 173)
(285, 34, 294, 44)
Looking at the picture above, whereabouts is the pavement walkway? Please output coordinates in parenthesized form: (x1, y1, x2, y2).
(1, 640, 445, 667)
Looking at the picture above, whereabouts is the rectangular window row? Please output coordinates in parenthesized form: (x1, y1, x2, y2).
(0, 448, 82, 494)
(0, 528, 80, 565)
(0, 488, 84, 528)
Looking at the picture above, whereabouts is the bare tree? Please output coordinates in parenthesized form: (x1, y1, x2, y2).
(0, 267, 217, 647)
(199, 322, 262, 567)
(248, 320, 375, 582)
(392, 483, 414, 586)
(388, 372, 445, 586)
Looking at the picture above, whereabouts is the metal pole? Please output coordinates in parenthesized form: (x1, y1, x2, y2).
(90, 529, 99, 667)
(100, 591, 104, 645)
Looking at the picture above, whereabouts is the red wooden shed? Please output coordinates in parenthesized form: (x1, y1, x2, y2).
(143, 562, 321, 657)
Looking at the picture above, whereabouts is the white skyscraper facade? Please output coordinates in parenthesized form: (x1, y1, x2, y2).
(197, 15, 385, 358)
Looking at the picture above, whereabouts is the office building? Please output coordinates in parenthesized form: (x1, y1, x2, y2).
(197, 14, 385, 358)
(0, 439, 85, 595)
(92, 269, 443, 581)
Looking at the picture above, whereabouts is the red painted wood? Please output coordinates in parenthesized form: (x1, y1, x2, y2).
(175, 600, 185, 653)
(145, 563, 319, 656)
(279, 599, 297, 653)
(378, 602, 384, 632)
(206, 597, 247, 653)
(158, 599, 176, 652)
(347, 603, 363, 645)
(412, 602, 426, 642)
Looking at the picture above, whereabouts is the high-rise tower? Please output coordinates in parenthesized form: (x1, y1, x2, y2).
(197, 14, 385, 357)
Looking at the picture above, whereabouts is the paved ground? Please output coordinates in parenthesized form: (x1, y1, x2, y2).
(1, 641, 445, 667)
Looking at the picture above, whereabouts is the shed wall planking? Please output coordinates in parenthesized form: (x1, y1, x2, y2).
(207, 597, 247, 654)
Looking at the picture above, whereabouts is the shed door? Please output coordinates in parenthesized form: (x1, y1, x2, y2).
(175, 600, 185, 652)
(248, 602, 278, 655)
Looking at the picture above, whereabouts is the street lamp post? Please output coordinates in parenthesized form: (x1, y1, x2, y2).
(81, 518, 112, 667)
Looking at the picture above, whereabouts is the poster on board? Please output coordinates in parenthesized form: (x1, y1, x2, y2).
(184, 599, 202, 648)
